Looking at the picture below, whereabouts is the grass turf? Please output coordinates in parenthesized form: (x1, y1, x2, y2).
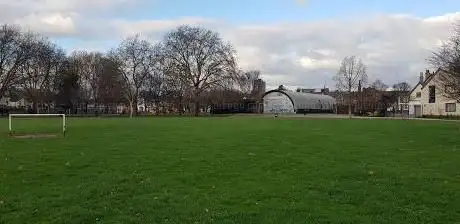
(0, 117, 460, 223)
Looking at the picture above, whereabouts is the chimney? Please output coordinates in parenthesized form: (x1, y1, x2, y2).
(425, 69, 430, 80)
(419, 72, 424, 83)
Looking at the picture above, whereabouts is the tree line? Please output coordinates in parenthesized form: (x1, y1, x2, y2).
(333, 55, 412, 117)
(0, 24, 262, 116)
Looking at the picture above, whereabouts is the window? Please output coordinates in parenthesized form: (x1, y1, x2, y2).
(416, 92, 421, 98)
(428, 85, 436, 103)
(445, 103, 456, 112)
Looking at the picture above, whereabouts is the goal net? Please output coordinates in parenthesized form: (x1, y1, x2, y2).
(9, 114, 66, 138)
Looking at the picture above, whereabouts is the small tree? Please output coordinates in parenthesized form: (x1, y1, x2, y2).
(370, 79, 388, 91)
(392, 82, 411, 114)
(96, 56, 125, 112)
(54, 58, 81, 112)
(333, 56, 368, 118)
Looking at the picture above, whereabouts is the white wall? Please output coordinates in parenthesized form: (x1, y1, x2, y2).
(421, 73, 460, 116)
(263, 92, 295, 114)
(0, 97, 30, 107)
(408, 84, 422, 116)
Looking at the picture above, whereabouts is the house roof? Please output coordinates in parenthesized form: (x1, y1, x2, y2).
(409, 68, 444, 95)
(421, 68, 444, 89)
(409, 82, 421, 95)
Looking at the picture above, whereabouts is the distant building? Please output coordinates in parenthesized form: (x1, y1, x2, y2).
(263, 89, 336, 114)
(252, 79, 266, 97)
(0, 97, 31, 108)
(296, 88, 330, 95)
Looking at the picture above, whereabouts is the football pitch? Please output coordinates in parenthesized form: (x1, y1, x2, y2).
(1, 117, 460, 223)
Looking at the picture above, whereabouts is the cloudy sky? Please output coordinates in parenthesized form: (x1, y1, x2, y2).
(1, 0, 459, 90)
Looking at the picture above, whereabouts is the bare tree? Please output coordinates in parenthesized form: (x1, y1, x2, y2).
(370, 79, 388, 91)
(237, 70, 260, 96)
(68, 50, 121, 114)
(109, 34, 155, 117)
(140, 44, 167, 114)
(19, 34, 63, 113)
(333, 55, 368, 118)
(162, 25, 238, 116)
(55, 57, 81, 112)
(93, 55, 125, 113)
(161, 59, 191, 115)
(393, 82, 411, 93)
(68, 51, 99, 112)
(429, 23, 460, 102)
(47, 47, 66, 109)
(393, 82, 411, 114)
(0, 24, 36, 100)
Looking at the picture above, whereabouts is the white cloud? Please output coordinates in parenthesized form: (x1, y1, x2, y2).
(110, 17, 220, 39)
(0, 1, 458, 91)
(15, 12, 77, 35)
(298, 57, 341, 70)
(423, 12, 460, 23)
(0, 0, 134, 12)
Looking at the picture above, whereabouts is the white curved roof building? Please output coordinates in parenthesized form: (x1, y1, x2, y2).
(263, 89, 336, 114)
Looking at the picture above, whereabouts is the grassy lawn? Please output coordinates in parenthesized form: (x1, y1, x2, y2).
(1, 117, 460, 223)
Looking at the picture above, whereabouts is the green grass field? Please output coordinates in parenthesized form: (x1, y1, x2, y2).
(1, 117, 460, 223)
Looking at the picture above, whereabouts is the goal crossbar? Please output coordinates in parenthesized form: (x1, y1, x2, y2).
(8, 114, 66, 135)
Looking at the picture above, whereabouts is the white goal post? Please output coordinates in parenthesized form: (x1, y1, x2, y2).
(9, 114, 66, 135)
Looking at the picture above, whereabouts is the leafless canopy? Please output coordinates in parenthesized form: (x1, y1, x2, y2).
(429, 23, 460, 102)
(0, 24, 36, 99)
(370, 79, 388, 91)
(333, 55, 368, 116)
(19, 34, 64, 112)
(109, 34, 157, 117)
(68, 50, 125, 111)
(393, 81, 412, 103)
(0, 22, 263, 116)
(334, 56, 367, 92)
(161, 25, 238, 115)
(393, 82, 411, 92)
(237, 70, 260, 96)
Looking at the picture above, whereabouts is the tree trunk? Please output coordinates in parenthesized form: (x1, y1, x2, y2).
(178, 94, 183, 115)
(348, 90, 352, 119)
(129, 101, 133, 118)
(133, 99, 138, 116)
(95, 103, 99, 117)
(194, 100, 200, 116)
(33, 101, 39, 114)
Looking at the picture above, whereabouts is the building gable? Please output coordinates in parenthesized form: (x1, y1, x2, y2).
(421, 68, 444, 89)
(410, 83, 422, 101)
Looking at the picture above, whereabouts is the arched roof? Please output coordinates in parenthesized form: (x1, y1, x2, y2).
(263, 89, 336, 110)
